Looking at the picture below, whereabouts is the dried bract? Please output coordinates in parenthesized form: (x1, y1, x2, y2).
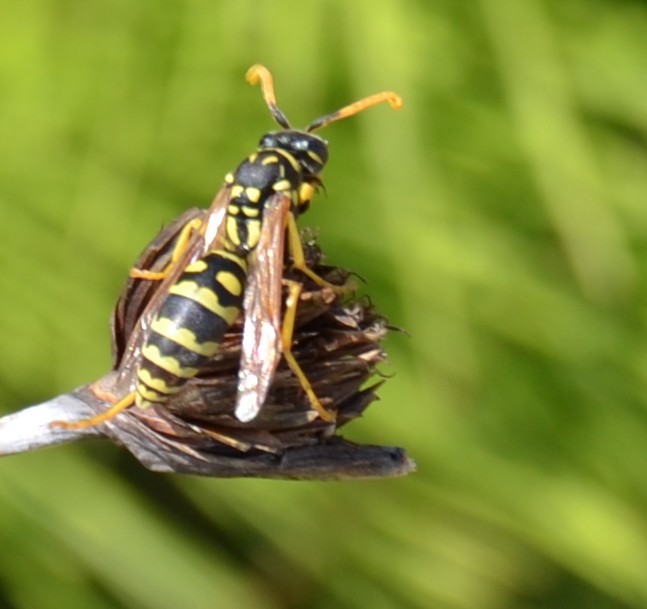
(0, 209, 414, 479)
(97, 209, 413, 478)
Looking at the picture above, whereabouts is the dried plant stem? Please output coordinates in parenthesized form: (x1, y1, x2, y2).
(0, 377, 414, 480)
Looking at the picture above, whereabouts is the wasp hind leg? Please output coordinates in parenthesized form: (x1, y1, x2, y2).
(51, 393, 136, 430)
(130, 218, 203, 281)
(282, 279, 335, 423)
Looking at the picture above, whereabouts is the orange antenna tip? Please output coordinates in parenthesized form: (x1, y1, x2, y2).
(245, 64, 291, 129)
(387, 92, 404, 110)
(245, 64, 268, 87)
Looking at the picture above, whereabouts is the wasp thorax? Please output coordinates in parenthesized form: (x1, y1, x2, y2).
(259, 131, 329, 177)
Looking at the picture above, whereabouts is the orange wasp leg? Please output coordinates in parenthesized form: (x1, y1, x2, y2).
(281, 278, 335, 423)
(52, 392, 136, 430)
(130, 218, 204, 281)
(286, 212, 352, 293)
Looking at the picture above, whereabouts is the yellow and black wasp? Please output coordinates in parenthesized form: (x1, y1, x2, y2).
(55, 65, 402, 430)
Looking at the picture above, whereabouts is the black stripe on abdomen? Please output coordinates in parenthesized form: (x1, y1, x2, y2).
(135, 250, 247, 408)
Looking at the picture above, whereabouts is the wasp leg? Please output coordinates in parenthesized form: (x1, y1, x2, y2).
(281, 278, 335, 423)
(51, 393, 136, 430)
(130, 218, 203, 281)
(286, 213, 353, 292)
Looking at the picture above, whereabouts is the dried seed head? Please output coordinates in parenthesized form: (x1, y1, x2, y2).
(98, 208, 412, 478)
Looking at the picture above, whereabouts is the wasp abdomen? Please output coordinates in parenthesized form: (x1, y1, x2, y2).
(135, 251, 248, 407)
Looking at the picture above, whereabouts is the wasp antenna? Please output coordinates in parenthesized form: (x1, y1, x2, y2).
(246, 64, 292, 130)
(306, 91, 403, 133)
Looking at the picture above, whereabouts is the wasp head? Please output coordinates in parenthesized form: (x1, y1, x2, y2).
(258, 131, 329, 179)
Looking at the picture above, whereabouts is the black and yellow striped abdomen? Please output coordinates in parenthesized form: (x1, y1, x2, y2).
(135, 250, 248, 408)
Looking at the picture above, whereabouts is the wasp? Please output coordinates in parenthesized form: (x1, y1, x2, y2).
(55, 65, 402, 430)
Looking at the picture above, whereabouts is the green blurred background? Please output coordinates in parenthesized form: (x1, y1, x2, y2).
(1, 0, 647, 607)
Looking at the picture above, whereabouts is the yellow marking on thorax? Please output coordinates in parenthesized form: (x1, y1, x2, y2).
(141, 344, 199, 378)
(224, 172, 235, 184)
(245, 219, 262, 249)
(226, 217, 241, 246)
(272, 179, 291, 191)
(245, 187, 261, 202)
(261, 154, 279, 165)
(241, 206, 260, 218)
(151, 317, 221, 356)
(231, 185, 244, 198)
(168, 280, 242, 323)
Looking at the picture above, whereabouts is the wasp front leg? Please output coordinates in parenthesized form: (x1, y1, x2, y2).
(130, 217, 204, 281)
(286, 212, 353, 293)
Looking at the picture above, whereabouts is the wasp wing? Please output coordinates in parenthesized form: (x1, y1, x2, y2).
(112, 207, 205, 368)
(235, 192, 292, 422)
(115, 186, 231, 389)
(198, 186, 231, 256)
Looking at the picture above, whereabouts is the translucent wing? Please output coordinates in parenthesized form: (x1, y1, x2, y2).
(235, 193, 292, 422)
(199, 186, 231, 256)
(115, 186, 231, 390)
